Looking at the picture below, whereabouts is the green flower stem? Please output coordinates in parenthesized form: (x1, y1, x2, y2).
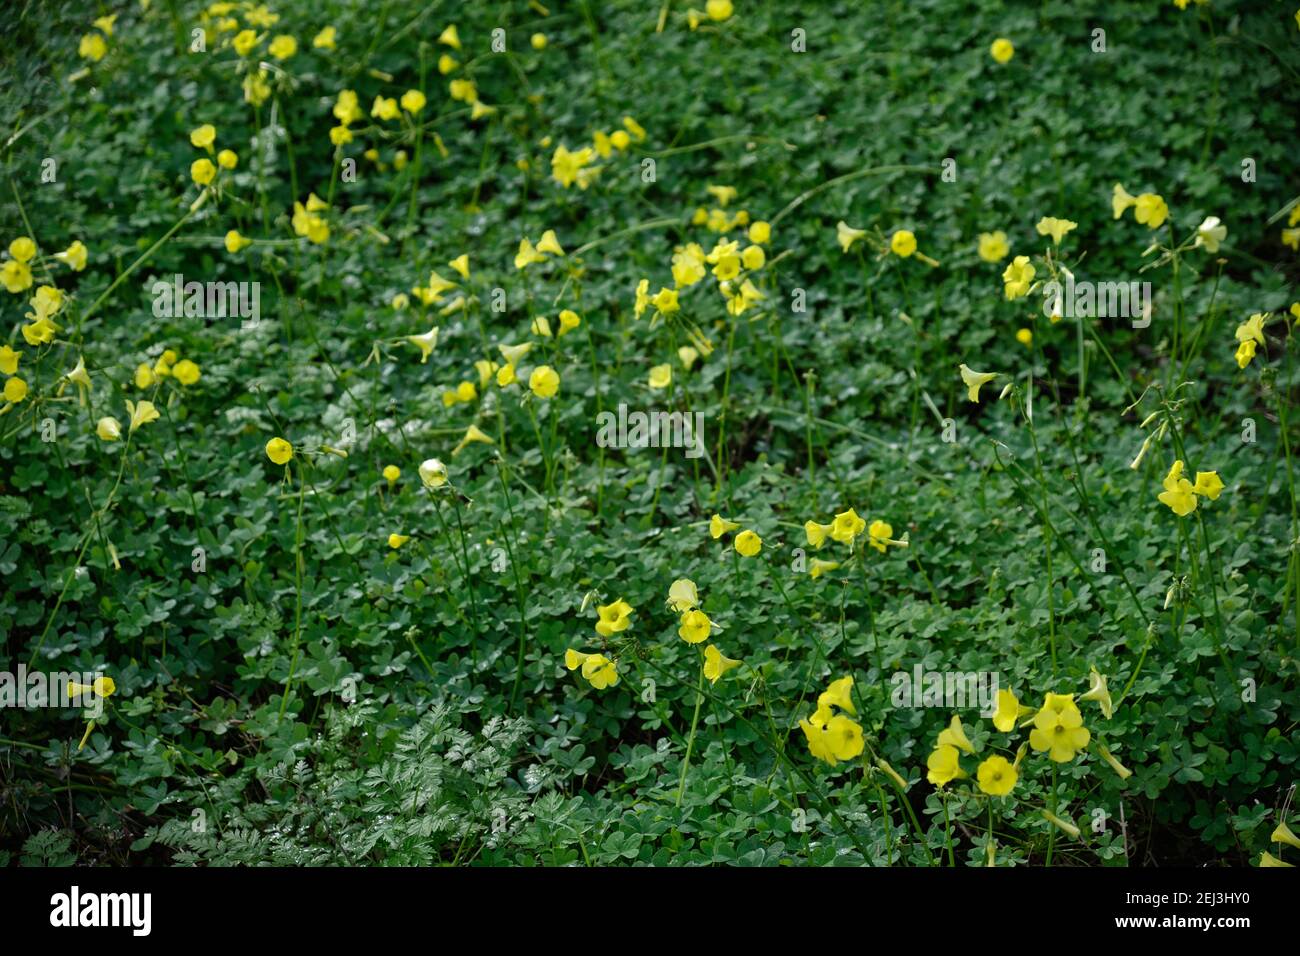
(675, 651, 706, 808)
(278, 465, 307, 719)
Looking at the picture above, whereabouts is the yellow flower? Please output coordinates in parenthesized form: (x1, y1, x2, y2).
(633, 278, 652, 318)
(595, 598, 634, 637)
(1, 260, 32, 294)
(710, 514, 739, 539)
(622, 116, 647, 142)
(666, 578, 700, 613)
(536, 230, 565, 257)
(1193, 471, 1224, 500)
(496, 364, 517, 387)
(499, 342, 532, 367)
(26, 285, 63, 322)
(648, 364, 672, 389)
(0, 345, 19, 375)
(79, 33, 108, 62)
(1236, 311, 1267, 346)
(125, 399, 160, 432)
(449, 254, 470, 279)
(959, 364, 999, 403)
(1134, 193, 1169, 229)
(867, 519, 905, 553)
(809, 558, 840, 579)
(703, 645, 741, 683)
(528, 365, 559, 399)
(1097, 746, 1133, 781)
(1080, 666, 1113, 719)
(678, 609, 712, 644)
(1041, 810, 1081, 840)
(937, 715, 975, 754)
(382, 465, 400, 485)
(1028, 692, 1091, 762)
(419, 458, 448, 489)
(452, 424, 493, 456)
(225, 230, 252, 253)
(67, 676, 116, 698)
(1194, 216, 1227, 253)
(705, 0, 734, 21)
(406, 327, 440, 363)
(216, 148, 238, 170)
(400, 89, 426, 114)
(800, 522, 832, 554)
(191, 158, 216, 185)
(515, 238, 545, 269)
(449, 79, 478, 103)
(93, 14, 117, 36)
(836, 221, 867, 253)
(748, 221, 771, 245)
(977, 231, 1009, 262)
(134, 363, 156, 389)
(265, 436, 293, 464)
(558, 309, 581, 336)
(1272, 821, 1300, 850)
(55, 240, 88, 271)
(1259, 851, 1294, 868)
(20, 316, 57, 346)
(890, 229, 917, 257)
(1112, 183, 1138, 219)
(1035, 216, 1077, 245)
(800, 708, 865, 766)
(531, 33, 547, 49)
(671, 244, 706, 288)
(8, 237, 35, 263)
(531, 316, 552, 338)
(1016, 328, 1032, 347)
(1001, 255, 1035, 299)
(370, 96, 399, 121)
(173, 359, 200, 386)
(831, 508, 866, 546)
(96, 416, 121, 441)
(564, 648, 590, 671)
(818, 676, 856, 715)
(1235, 339, 1257, 369)
(581, 654, 619, 689)
(741, 245, 765, 270)
(977, 755, 1017, 796)
(190, 124, 217, 151)
(438, 53, 459, 74)
(734, 530, 762, 557)
(1157, 459, 1198, 516)
(438, 24, 461, 49)
(244, 70, 271, 106)
(990, 37, 1014, 63)
(312, 26, 337, 50)
(268, 34, 297, 59)
(388, 533, 410, 549)
(551, 144, 594, 188)
(991, 689, 1031, 732)
(926, 745, 967, 787)
(232, 29, 259, 56)
(2, 377, 27, 403)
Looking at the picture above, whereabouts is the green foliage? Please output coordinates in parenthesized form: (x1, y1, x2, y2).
(1, 0, 1298, 867)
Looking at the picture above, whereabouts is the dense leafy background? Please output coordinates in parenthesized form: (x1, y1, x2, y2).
(2, 0, 1298, 866)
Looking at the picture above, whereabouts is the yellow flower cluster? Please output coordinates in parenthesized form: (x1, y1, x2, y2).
(799, 676, 865, 766)
(709, 514, 761, 556)
(565, 597, 633, 691)
(1156, 459, 1223, 516)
